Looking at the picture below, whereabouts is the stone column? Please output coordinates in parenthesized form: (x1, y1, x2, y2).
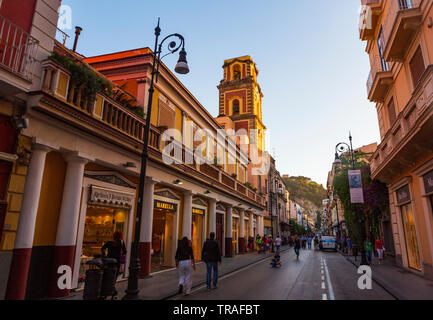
(48, 154, 88, 298)
(182, 191, 193, 240)
(138, 178, 156, 277)
(225, 205, 233, 257)
(6, 144, 51, 300)
(208, 198, 217, 237)
(239, 210, 246, 254)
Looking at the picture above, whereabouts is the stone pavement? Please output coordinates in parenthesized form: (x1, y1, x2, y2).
(343, 251, 433, 300)
(63, 245, 291, 300)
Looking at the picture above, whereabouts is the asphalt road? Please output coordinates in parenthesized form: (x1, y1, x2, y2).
(172, 248, 395, 300)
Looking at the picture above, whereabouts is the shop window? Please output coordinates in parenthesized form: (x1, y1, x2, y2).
(80, 206, 128, 284)
(409, 46, 425, 88)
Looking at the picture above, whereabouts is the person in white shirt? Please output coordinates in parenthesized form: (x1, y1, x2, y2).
(274, 235, 282, 253)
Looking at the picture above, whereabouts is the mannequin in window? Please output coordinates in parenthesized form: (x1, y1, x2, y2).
(232, 100, 240, 115)
(233, 65, 241, 80)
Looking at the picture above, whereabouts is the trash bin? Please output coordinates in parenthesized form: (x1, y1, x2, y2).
(83, 259, 104, 300)
(100, 258, 118, 299)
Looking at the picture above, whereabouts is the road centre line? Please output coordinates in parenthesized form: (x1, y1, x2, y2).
(323, 259, 335, 300)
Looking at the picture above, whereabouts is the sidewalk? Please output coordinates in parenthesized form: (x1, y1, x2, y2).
(63, 245, 290, 300)
(342, 252, 433, 300)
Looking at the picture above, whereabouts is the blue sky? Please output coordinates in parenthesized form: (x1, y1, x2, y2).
(59, 0, 379, 187)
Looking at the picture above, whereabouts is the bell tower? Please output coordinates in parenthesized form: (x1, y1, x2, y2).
(216, 56, 268, 194)
(216, 56, 266, 153)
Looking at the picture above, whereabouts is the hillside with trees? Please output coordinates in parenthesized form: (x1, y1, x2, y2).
(283, 176, 327, 208)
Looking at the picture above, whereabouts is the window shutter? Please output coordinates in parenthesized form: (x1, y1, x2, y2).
(388, 98, 396, 126)
(410, 46, 425, 88)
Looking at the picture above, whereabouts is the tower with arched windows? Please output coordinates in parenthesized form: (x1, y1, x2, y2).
(216, 56, 267, 193)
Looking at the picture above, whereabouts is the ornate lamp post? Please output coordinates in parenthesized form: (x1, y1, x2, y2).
(123, 18, 189, 300)
(333, 133, 368, 266)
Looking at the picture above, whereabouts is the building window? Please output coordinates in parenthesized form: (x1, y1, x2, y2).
(233, 65, 241, 80)
(387, 98, 396, 127)
(400, 0, 414, 10)
(378, 28, 389, 71)
(409, 46, 425, 88)
(232, 99, 240, 115)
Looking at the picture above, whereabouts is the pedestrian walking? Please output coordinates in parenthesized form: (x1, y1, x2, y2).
(294, 235, 301, 260)
(202, 232, 222, 290)
(262, 235, 268, 253)
(274, 235, 282, 253)
(175, 237, 196, 296)
(346, 237, 352, 255)
(101, 231, 127, 278)
(375, 237, 384, 264)
(256, 235, 262, 253)
(365, 237, 373, 265)
(307, 236, 312, 250)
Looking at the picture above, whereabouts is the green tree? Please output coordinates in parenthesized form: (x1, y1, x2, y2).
(283, 176, 326, 208)
(333, 152, 389, 247)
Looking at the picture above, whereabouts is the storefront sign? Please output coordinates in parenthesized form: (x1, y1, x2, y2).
(396, 185, 411, 205)
(192, 208, 205, 215)
(154, 200, 177, 212)
(423, 170, 433, 194)
(89, 186, 134, 207)
(348, 170, 364, 204)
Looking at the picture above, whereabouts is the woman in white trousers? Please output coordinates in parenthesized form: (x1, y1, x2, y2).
(175, 237, 196, 296)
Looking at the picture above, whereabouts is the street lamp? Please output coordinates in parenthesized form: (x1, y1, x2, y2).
(123, 18, 189, 300)
(334, 133, 368, 266)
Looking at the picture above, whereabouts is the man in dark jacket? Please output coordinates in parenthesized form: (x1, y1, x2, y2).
(202, 232, 221, 290)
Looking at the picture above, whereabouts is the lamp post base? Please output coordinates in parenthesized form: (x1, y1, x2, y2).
(122, 259, 141, 300)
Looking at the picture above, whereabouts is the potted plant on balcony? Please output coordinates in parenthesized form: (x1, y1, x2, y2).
(230, 173, 237, 179)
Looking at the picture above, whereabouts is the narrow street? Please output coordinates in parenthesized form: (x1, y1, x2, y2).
(173, 248, 394, 300)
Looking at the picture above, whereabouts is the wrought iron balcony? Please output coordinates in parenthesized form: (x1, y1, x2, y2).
(0, 14, 39, 82)
(367, 54, 393, 102)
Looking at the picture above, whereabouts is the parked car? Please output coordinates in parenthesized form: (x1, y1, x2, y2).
(320, 236, 337, 252)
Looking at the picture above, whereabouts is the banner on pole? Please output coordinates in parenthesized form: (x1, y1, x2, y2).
(348, 170, 364, 204)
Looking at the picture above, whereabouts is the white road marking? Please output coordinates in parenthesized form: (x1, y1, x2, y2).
(321, 270, 324, 274)
(322, 294, 327, 300)
(321, 276, 325, 281)
(321, 282, 326, 289)
(323, 259, 335, 300)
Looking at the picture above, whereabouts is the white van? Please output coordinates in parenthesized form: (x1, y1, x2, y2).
(320, 236, 337, 251)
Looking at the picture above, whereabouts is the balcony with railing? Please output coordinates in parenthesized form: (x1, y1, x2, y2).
(369, 64, 433, 182)
(367, 54, 394, 102)
(383, 0, 423, 61)
(40, 58, 266, 208)
(0, 14, 39, 84)
(359, 0, 384, 40)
